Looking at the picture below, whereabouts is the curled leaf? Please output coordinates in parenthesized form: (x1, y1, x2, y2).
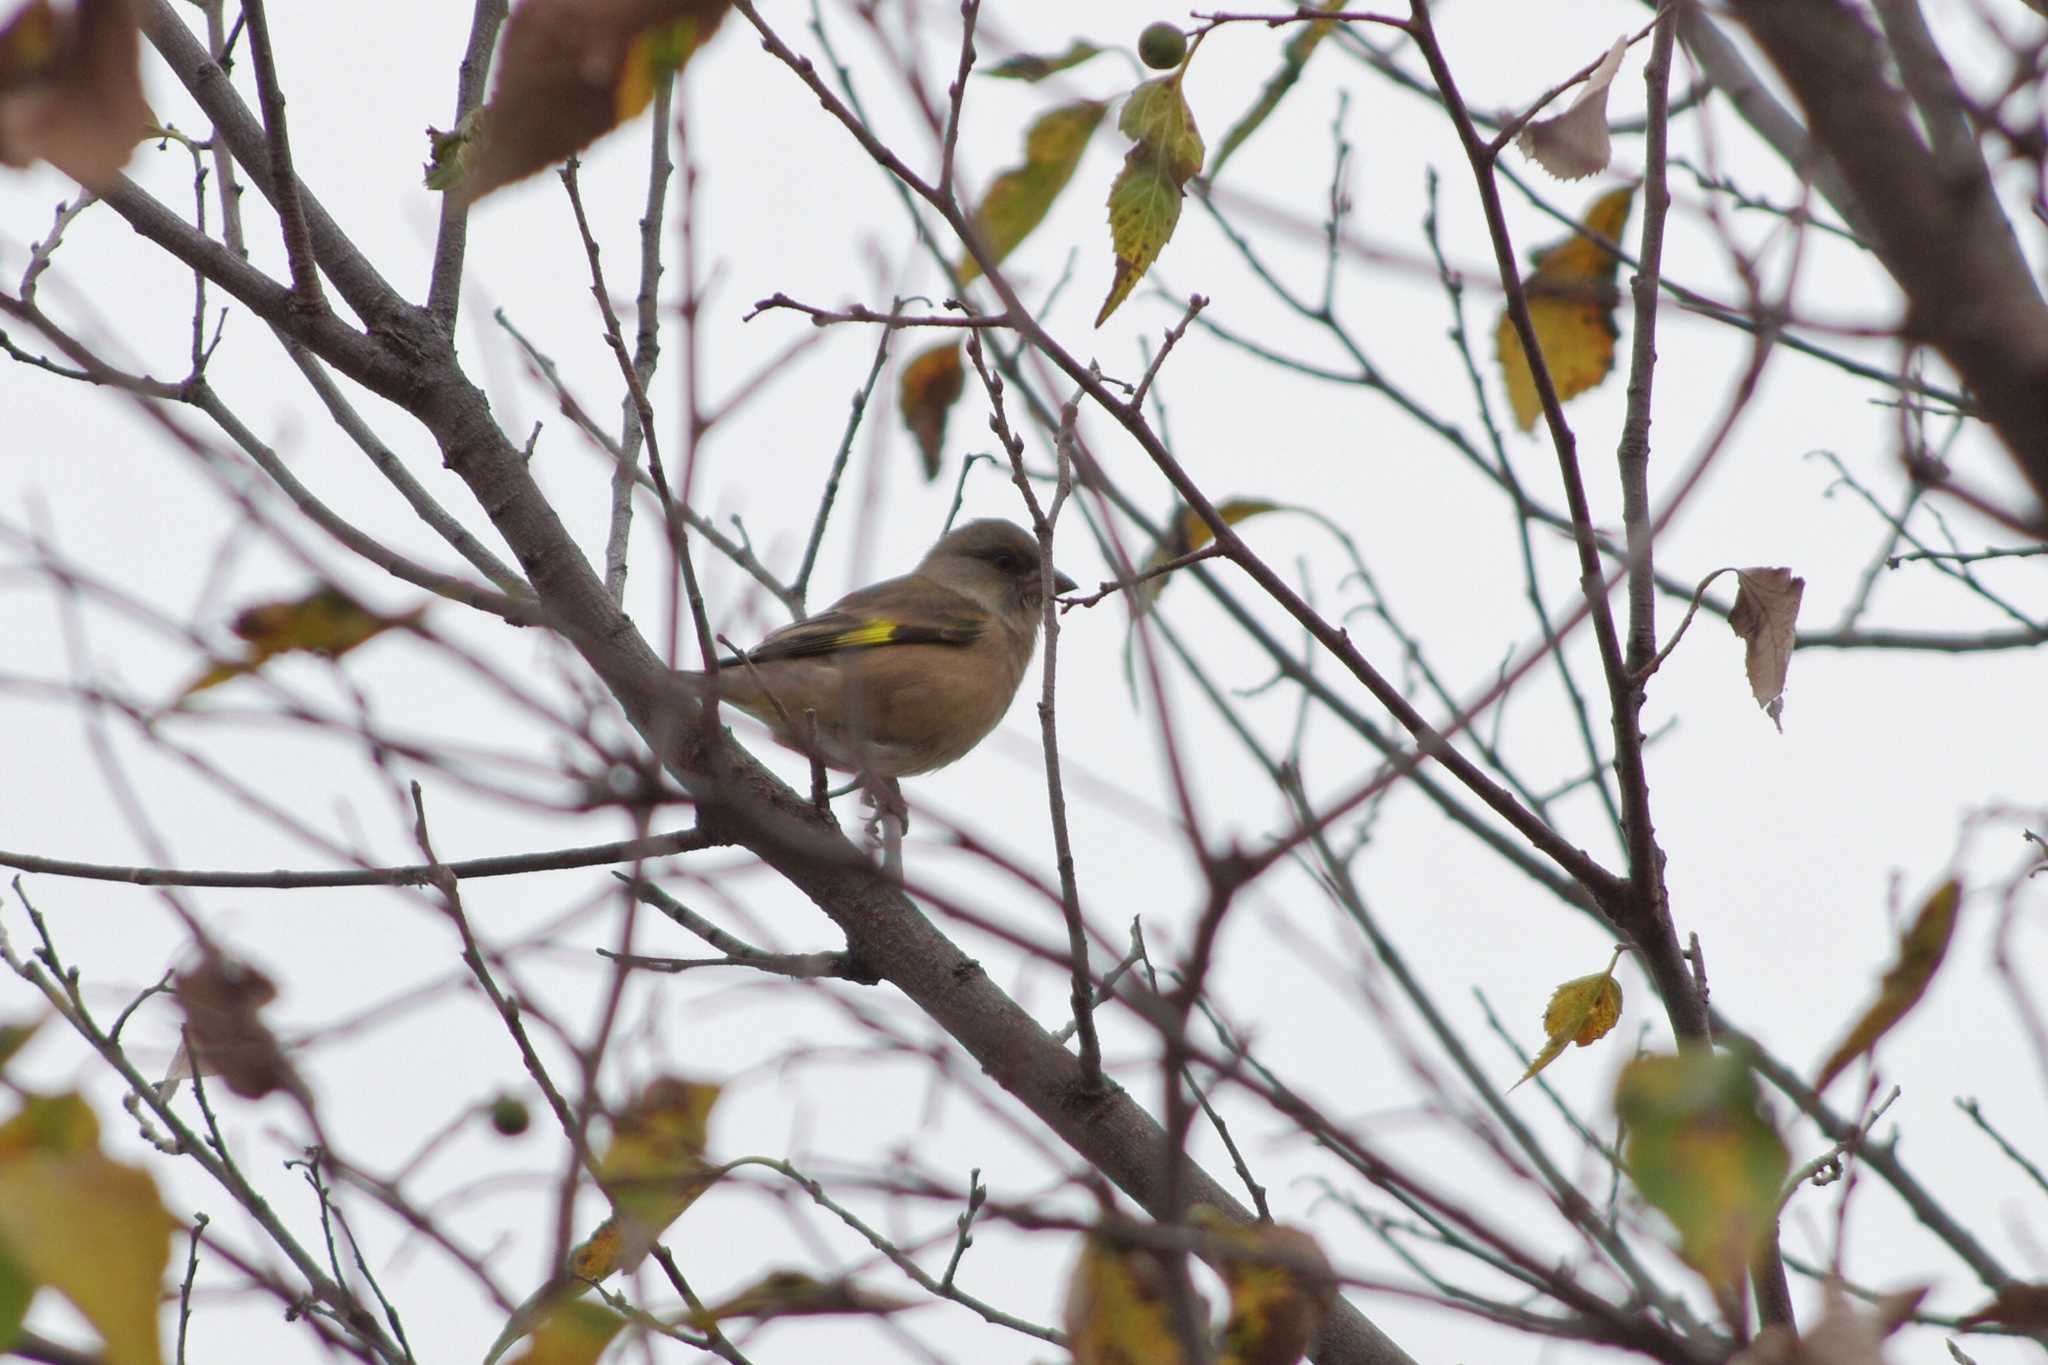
(959, 99, 1107, 284)
(1140, 499, 1282, 601)
(1813, 879, 1960, 1093)
(177, 585, 422, 700)
(1512, 945, 1626, 1090)
(683, 1270, 914, 1326)
(0, 0, 153, 187)
(173, 955, 294, 1101)
(1193, 1210, 1336, 1365)
(982, 39, 1104, 82)
(1494, 184, 1634, 431)
(433, 0, 727, 205)
(503, 1301, 627, 1365)
(1209, 1, 1339, 179)
(1096, 75, 1204, 327)
(1727, 567, 1804, 731)
(1961, 1281, 2048, 1329)
(898, 340, 966, 480)
(1516, 37, 1627, 182)
(1616, 1046, 1789, 1291)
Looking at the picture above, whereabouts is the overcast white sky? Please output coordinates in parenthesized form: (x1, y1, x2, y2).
(2, 1, 2045, 1362)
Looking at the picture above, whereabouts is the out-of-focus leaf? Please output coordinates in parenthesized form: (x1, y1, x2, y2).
(682, 1270, 915, 1327)
(486, 1077, 723, 1365)
(1516, 36, 1628, 181)
(1209, 1, 1339, 178)
(1512, 945, 1626, 1090)
(1494, 184, 1634, 431)
(898, 341, 966, 479)
(1616, 1047, 1789, 1291)
(429, 0, 728, 204)
(174, 955, 295, 1101)
(0, 0, 153, 187)
(1732, 1281, 1923, 1363)
(503, 1301, 627, 1365)
(1961, 1282, 2048, 1329)
(1192, 1210, 1336, 1365)
(1063, 1224, 1187, 1365)
(1097, 75, 1204, 327)
(0, 1017, 41, 1074)
(1727, 567, 1804, 731)
(982, 40, 1105, 82)
(177, 585, 421, 700)
(960, 99, 1107, 284)
(1140, 499, 1281, 601)
(0, 1092, 176, 1365)
(1814, 879, 1960, 1093)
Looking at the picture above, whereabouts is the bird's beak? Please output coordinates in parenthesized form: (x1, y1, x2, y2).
(1052, 568, 1078, 596)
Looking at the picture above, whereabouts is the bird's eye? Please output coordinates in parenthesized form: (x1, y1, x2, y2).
(991, 551, 1022, 573)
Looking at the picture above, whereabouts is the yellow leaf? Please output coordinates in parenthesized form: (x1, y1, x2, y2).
(177, 585, 420, 700)
(1139, 499, 1281, 601)
(1726, 567, 1805, 732)
(1814, 879, 1961, 1093)
(681, 1270, 914, 1327)
(436, 0, 731, 205)
(1512, 945, 1626, 1090)
(1063, 1225, 1187, 1365)
(1096, 76, 1205, 327)
(1616, 1047, 1788, 1291)
(0, 0, 153, 187)
(897, 341, 966, 480)
(0, 1094, 176, 1365)
(959, 99, 1107, 284)
(504, 1301, 627, 1365)
(1191, 1211, 1336, 1365)
(1494, 185, 1634, 431)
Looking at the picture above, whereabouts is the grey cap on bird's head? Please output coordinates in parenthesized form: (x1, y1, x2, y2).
(923, 519, 1078, 596)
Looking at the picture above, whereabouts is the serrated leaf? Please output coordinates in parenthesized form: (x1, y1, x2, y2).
(898, 341, 966, 480)
(1063, 1224, 1187, 1365)
(0, 1093, 176, 1365)
(437, 0, 729, 205)
(1516, 36, 1628, 182)
(1209, 2, 1338, 178)
(1494, 185, 1634, 431)
(1814, 879, 1960, 1093)
(1096, 76, 1204, 326)
(1727, 567, 1804, 731)
(1616, 1047, 1789, 1291)
(1512, 945, 1626, 1090)
(982, 39, 1105, 82)
(0, 0, 153, 187)
(959, 99, 1107, 284)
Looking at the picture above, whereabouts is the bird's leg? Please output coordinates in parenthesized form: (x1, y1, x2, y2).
(859, 774, 909, 856)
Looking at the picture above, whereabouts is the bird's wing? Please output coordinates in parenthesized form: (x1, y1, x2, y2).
(736, 575, 984, 665)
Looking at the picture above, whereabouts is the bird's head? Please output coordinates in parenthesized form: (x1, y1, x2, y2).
(921, 519, 1077, 621)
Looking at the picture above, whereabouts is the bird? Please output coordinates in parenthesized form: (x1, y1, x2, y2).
(682, 519, 1077, 779)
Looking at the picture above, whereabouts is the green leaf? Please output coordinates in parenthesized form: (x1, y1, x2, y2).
(1209, 4, 1338, 178)
(1096, 76, 1204, 326)
(1616, 1048, 1789, 1291)
(960, 99, 1108, 284)
(982, 39, 1105, 82)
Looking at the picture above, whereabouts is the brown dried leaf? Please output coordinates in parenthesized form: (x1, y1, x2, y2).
(175, 955, 294, 1101)
(1727, 566, 1804, 731)
(897, 340, 965, 480)
(439, 0, 726, 205)
(0, 0, 153, 187)
(1814, 879, 1961, 1093)
(1961, 1282, 2048, 1329)
(1731, 1282, 1922, 1364)
(1516, 37, 1627, 182)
